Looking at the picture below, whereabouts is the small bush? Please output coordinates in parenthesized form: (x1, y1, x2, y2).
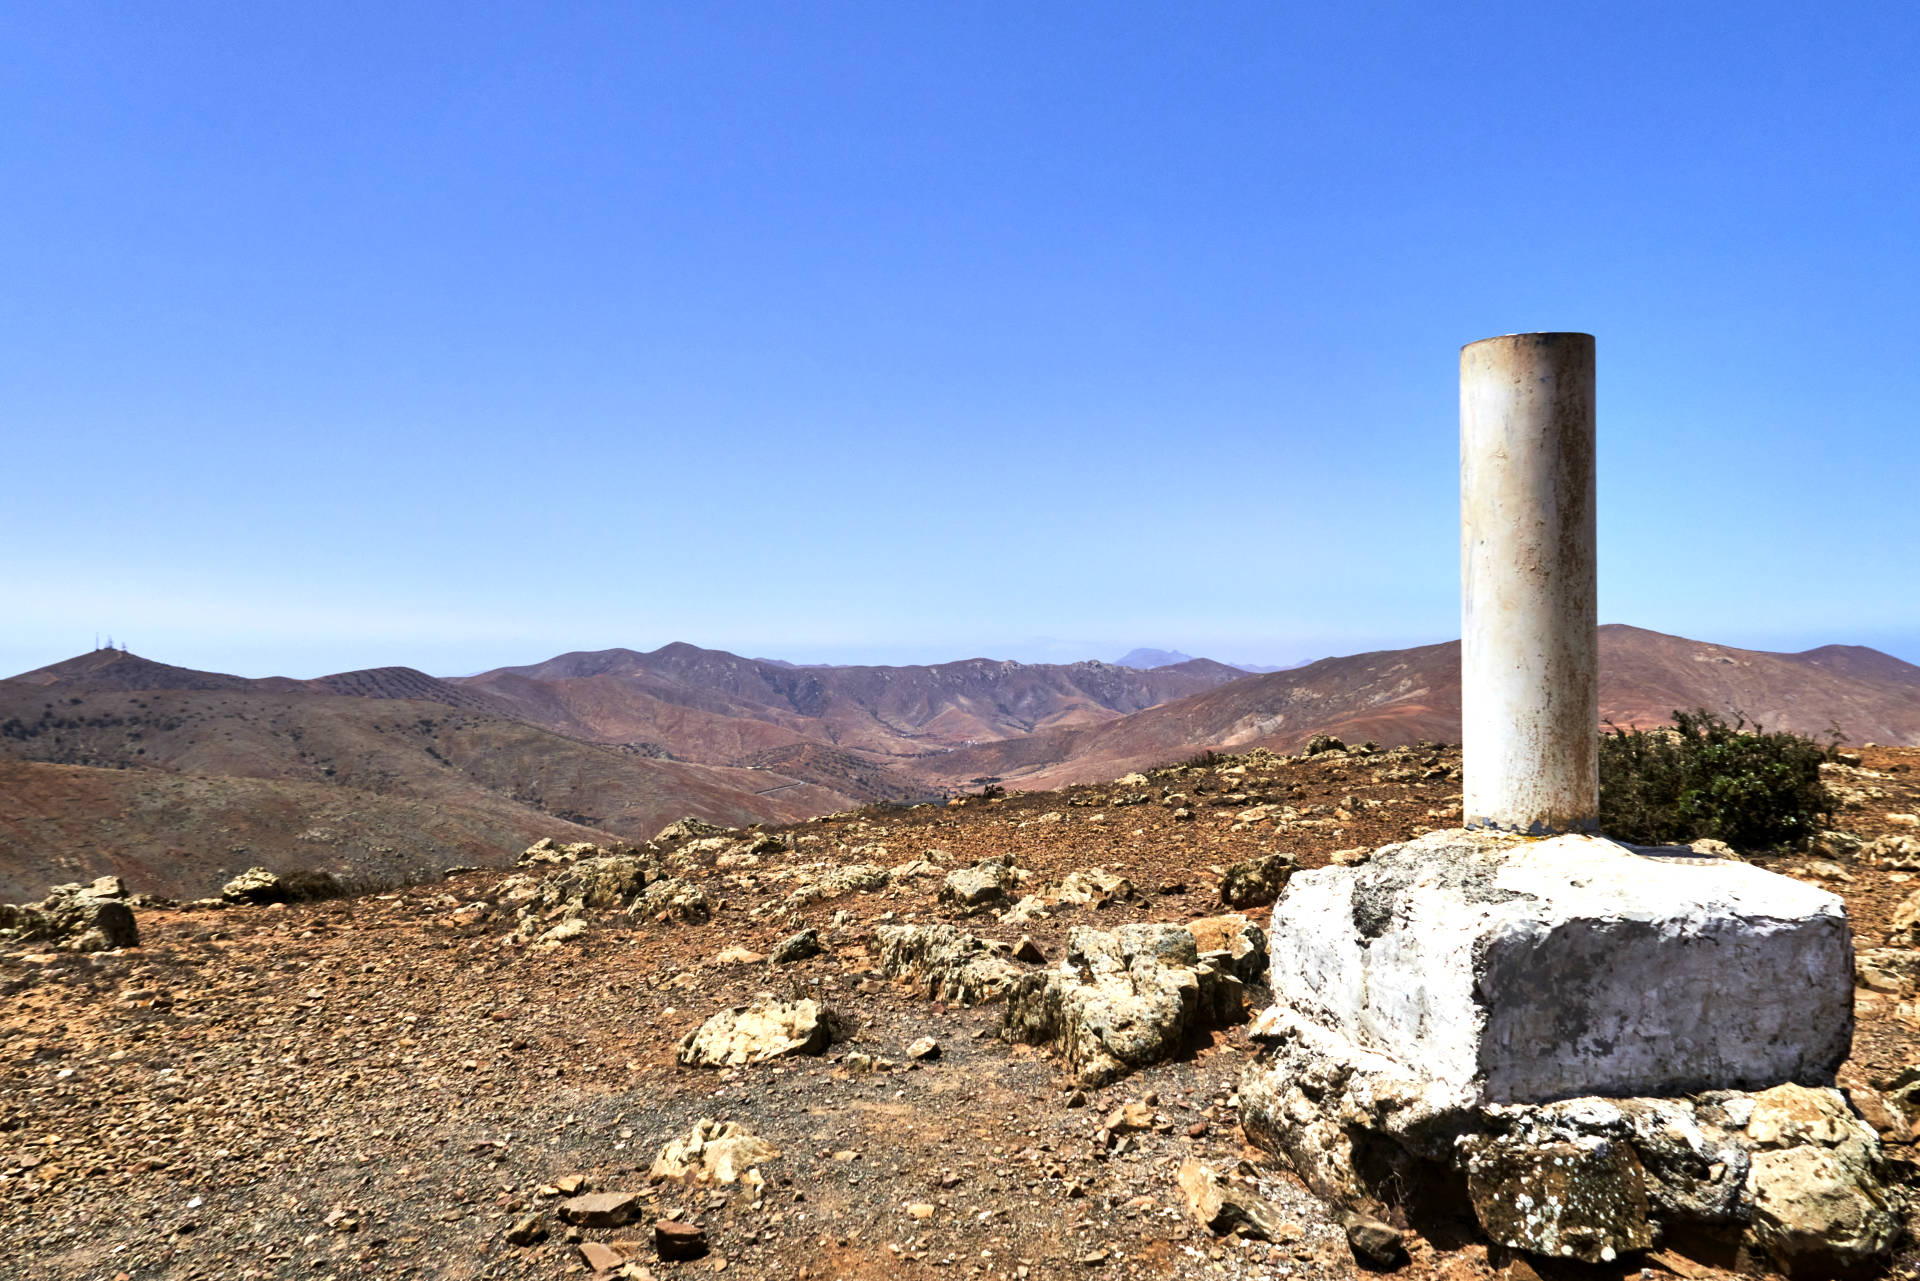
(277, 869, 410, 903)
(1597, 709, 1837, 850)
(274, 870, 346, 902)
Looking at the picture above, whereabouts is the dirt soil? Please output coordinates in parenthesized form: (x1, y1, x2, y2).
(6, 744, 1920, 1281)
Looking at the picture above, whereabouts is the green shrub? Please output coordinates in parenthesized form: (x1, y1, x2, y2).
(275, 869, 411, 903)
(1597, 709, 1837, 850)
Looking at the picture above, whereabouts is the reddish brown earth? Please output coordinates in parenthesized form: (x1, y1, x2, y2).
(5, 746, 1918, 1281)
(929, 626, 1920, 791)
(0, 756, 619, 905)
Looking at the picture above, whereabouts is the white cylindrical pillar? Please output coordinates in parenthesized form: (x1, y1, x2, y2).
(1460, 332, 1598, 833)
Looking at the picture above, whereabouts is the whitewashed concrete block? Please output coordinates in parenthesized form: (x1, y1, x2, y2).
(1267, 830, 1853, 1104)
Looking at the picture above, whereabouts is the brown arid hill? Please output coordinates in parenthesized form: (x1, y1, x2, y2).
(0, 644, 1251, 902)
(0, 655, 856, 901)
(9, 648, 290, 693)
(1787, 644, 1920, 689)
(924, 625, 1920, 790)
(0, 755, 619, 903)
(1597, 628, 1920, 739)
(15, 649, 511, 711)
(455, 665, 824, 762)
(731, 741, 937, 808)
(454, 642, 1250, 765)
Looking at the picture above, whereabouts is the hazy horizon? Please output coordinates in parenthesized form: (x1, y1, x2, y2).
(13, 618, 1919, 685)
(6, 6, 1916, 682)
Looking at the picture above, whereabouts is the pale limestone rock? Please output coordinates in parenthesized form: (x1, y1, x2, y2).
(1175, 1160, 1289, 1241)
(221, 866, 286, 904)
(786, 863, 889, 906)
(1185, 914, 1269, 983)
(678, 998, 829, 1068)
(1741, 1086, 1898, 1277)
(997, 868, 1132, 924)
(940, 858, 1016, 913)
(638, 877, 710, 924)
(1050, 867, 1133, 905)
(491, 873, 542, 907)
(1003, 924, 1245, 1086)
(1886, 886, 1920, 945)
(649, 1118, 779, 1185)
(542, 854, 656, 910)
(1865, 833, 1920, 867)
(998, 894, 1051, 925)
(655, 817, 727, 843)
(518, 837, 607, 866)
(0, 880, 140, 951)
(1218, 852, 1294, 909)
(875, 923, 1026, 1005)
(534, 917, 587, 947)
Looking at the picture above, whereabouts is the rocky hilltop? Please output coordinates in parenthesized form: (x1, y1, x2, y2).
(5, 741, 1919, 1279)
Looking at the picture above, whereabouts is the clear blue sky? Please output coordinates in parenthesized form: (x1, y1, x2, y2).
(5, 3, 1916, 678)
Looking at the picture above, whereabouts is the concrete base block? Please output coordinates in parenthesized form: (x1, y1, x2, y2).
(1267, 829, 1853, 1105)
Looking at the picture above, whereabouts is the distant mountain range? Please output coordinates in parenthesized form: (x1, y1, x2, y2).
(5, 626, 1917, 900)
(0, 645, 1245, 899)
(452, 643, 1246, 762)
(935, 626, 1920, 789)
(1115, 647, 1198, 669)
(1114, 647, 1295, 674)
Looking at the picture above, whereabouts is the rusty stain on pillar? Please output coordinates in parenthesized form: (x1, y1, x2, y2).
(1461, 332, 1598, 833)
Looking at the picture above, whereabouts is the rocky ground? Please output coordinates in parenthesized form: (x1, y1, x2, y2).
(5, 742, 1920, 1281)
